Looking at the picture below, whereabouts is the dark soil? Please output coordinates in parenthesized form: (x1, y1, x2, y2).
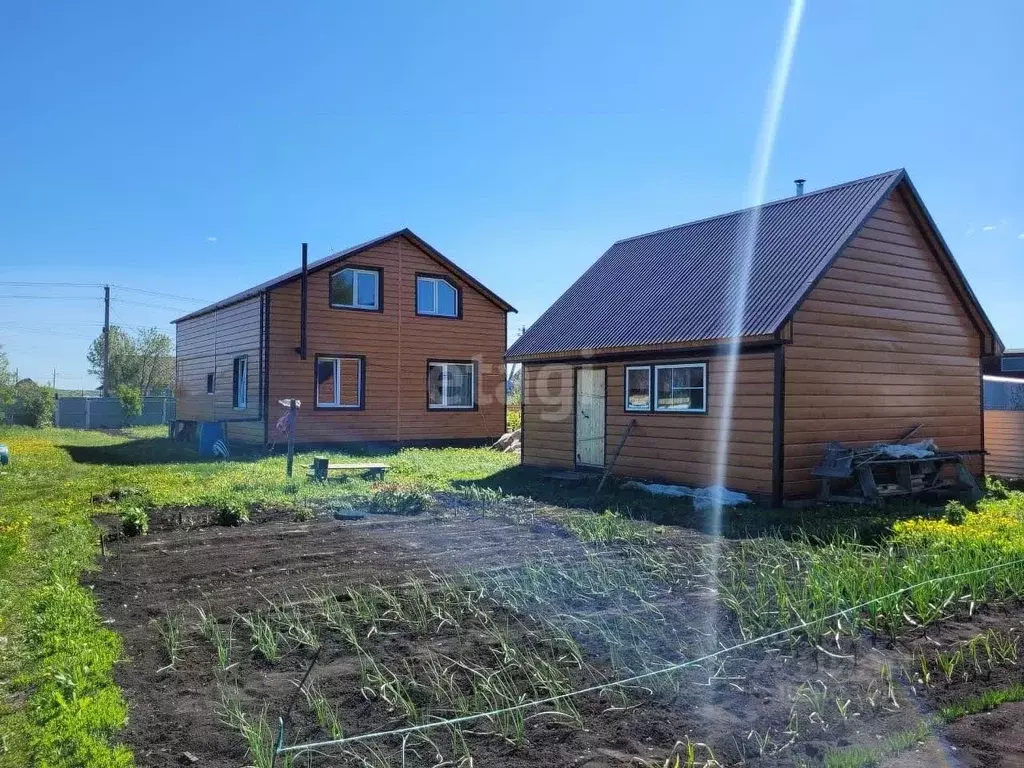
(87, 503, 1024, 767)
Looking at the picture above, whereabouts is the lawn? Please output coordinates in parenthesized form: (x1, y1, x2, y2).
(4, 426, 1024, 767)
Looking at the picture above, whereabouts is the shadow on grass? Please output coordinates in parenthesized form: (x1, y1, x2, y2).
(463, 465, 946, 543)
(61, 437, 241, 466)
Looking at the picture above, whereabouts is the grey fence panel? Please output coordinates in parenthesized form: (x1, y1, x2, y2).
(54, 397, 176, 428)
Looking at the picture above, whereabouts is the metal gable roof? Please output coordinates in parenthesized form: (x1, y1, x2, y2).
(173, 228, 514, 323)
(506, 170, 906, 360)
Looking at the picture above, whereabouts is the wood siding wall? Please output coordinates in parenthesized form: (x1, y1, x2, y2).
(268, 235, 506, 444)
(985, 411, 1024, 478)
(783, 189, 984, 497)
(174, 295, 264, 444)
(522, 352, 776, 495)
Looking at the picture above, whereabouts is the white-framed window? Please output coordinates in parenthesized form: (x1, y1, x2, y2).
(232, 356, 247, 409)
(654, 362, 707, 413)
(330, 267, 380, 310)
(416, 275, 459, 317)
(625, 366, 651, 411)
(428, 361, 475, 409)
(315, 356, 363, 408)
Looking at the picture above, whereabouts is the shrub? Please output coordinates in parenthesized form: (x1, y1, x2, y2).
(944, 500, 969, 525)
(212, 502, 249, 526)
(506, 406, 522, 432)
(115, 384, 142, 427)
(120, 507, 149, 537)
(293, 506, 316, 522)
(7, 380, 55, 427)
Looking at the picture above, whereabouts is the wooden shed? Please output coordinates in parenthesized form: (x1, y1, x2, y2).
(173, 229, 514, 448)
(506, 170, 1003, 503)
(983, 366, 1024, 479)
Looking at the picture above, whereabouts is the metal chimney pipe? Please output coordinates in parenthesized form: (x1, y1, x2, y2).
(794, 178, 806, 196)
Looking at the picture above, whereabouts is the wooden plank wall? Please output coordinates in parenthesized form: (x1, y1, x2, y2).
(268, 235, 506, 444)
(522, 363, 575, 468)
(784, 189, 983, 497)
(985, 410, 1024, 478)
(521, 353, 776, 494)
(174, 295, 264, 444)
(607, 354, 775, 494)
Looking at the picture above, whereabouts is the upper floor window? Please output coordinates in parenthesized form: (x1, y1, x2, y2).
(330, 267, 380, 311)
(206, 373, 215, 395)
(416, 275, 459, 317)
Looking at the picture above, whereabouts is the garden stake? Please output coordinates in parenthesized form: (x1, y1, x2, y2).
(99, 533, 105, 558)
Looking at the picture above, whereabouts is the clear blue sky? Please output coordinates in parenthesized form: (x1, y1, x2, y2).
(1, 1, 1021, 387)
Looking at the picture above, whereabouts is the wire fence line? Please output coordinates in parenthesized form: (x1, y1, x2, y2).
(273, 554, 1024, 758)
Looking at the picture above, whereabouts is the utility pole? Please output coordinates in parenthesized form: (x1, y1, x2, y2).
(102, 285, 110, 396)
(52, 368, 57, 390)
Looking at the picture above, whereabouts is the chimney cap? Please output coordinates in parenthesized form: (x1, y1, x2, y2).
(794, 178, 806, 196)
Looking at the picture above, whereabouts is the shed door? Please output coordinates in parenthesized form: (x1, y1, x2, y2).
(575, 368, 605, 468)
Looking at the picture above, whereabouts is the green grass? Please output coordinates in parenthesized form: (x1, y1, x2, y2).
(0, 425, 516, 768)
(939, 682, 1024, 722)
(823, 721, 932, 768)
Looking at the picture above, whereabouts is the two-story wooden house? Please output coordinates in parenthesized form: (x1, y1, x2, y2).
(173, 229, 514, 448)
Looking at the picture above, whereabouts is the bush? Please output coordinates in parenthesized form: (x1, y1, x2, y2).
(944, 500, 969, 525)
(506, 406, 522, 432)
(115, 385, 142, 426)
(7, 380, 55, 427)
(120, 507, 148, 537)
(212, 502, 249, 526)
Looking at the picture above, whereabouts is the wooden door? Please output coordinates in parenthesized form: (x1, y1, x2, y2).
(575, 368, 605, 468)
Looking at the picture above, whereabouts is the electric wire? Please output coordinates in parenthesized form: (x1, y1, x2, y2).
(276, 554, 1024, 755)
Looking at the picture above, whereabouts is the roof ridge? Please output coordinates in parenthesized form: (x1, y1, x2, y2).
(612, 168, 906, 247)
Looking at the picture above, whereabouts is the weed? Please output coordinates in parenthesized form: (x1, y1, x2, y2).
(212, 501, 249, 526)
(367, 484, 431, 515)
(120, 507, 149, 537)
(940, 681, 1024, 722)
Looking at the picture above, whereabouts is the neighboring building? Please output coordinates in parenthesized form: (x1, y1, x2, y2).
(984, 374, 1024, 479)
(173, 229, 514, 447)
(506, 169, 1002, 503)
(983, 349, 1024, 381)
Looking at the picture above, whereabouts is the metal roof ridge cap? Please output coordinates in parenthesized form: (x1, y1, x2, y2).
(608, 168, 906, 248)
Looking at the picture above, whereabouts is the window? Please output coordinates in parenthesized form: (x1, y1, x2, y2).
(654, 363, 706, 413)
(625, 366, 651, 411)
(624, 362, 707, 413)
(428, 361, 475, 409)
(416, 275, 459, 317)
(206, 373, 215, 394)
(330, 267, 380, 310)
(315, 356, 364, 408)
(232, 356, 247, 409)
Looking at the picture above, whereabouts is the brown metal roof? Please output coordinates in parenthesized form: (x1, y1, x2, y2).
(507, 170, 912, 360)
(173, 228, 515, 323)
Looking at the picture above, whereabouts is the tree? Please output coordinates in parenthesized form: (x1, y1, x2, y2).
(116, 384, 142, 426)
(87, 326, 174, 395)
(9, 380, 55, 427)
(0, 345, 15, 411)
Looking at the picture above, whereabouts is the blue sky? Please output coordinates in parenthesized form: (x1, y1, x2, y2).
(1, 1, 1021, 387)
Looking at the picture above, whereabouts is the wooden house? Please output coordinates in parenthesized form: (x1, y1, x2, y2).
(173, 230, 514, 448)
(505, 170, 1003, 503)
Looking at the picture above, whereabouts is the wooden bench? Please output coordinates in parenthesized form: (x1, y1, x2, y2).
(307, 457, 389, 482)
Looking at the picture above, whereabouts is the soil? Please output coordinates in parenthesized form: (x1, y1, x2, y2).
(87, 501, 1024, 767)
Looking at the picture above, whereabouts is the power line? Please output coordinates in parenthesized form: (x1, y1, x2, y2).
(0, 294, 100, 300)
(112, 297, 195, 313)
(0, 281, 103, 289)
(109, 284, 210, 304)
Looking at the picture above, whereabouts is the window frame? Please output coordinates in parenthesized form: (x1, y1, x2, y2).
(624, 365, 652, 412)
(621, 361, 708, 415)
(206, 372, 215, 395)
(328, 265, 383, 312)
(232, 355, 248, 410)
(313, 354, 366, 410)
(415, 273, 461, 319)
(426, 360, 477, 411)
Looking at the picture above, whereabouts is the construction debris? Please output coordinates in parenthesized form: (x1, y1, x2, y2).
(491, 429, 521, 453)
(623, 481, 752, 512)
